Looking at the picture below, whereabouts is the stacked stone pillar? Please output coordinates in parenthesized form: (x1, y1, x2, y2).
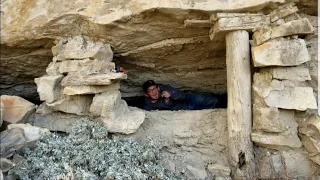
(35, 36, 145, 134)
(251, 3, 319, 178)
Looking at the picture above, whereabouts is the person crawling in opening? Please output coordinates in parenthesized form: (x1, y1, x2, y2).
(143, 80, 220, 111)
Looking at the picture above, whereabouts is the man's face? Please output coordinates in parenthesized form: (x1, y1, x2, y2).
(146, 85, 160, 100)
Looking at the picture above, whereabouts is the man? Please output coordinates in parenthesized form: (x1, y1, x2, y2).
(143, 80, 220, 111)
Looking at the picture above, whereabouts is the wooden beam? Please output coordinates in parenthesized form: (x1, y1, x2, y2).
(226, 30, 254, 178)
(209, 14, 270, 40)
(184, 19, 212, 27)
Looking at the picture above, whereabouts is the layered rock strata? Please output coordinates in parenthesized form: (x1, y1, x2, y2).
(34, 36, 145, 134)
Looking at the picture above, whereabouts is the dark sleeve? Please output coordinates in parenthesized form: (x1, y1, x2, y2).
(160, 85, 186, 100)
(143, 98, 153, 111)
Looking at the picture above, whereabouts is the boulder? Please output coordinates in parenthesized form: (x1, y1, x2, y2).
(99, 100, 145, 134)
(63, 83, 120, 95)
(0, 128, 26, 158)
(47, 95, 93, 115)
(1, 95, 36, 124)
(90, 91, 121, 117)
(33, 112, 83, 133)
(34, 75, 64, 103)
(59, 59, 115, 75)
(7, 123, 50, 142)
(0, 158, 14, 172)
(207, 164, 231, 176)
(266, 66, 311, 81)
(253, 18, 314, 45)
(252, 38, 310, 67)
(61, 73, 126, 86)
(251, 132, 301, 150)
(58, 36, 114, 61)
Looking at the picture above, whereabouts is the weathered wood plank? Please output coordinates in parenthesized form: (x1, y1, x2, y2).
(226, 30, 254, 178)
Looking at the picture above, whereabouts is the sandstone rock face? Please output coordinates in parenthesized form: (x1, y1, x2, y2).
(131, 109, 229, 180)
(252, 38, 310, 67)
(0, 95, 36, 124)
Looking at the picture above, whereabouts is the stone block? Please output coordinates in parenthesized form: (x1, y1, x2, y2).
(59, 59, 115, 74)
(99, 101, 145, 134)
(1, 95, 36, 124)
(259, 153, 286, 178)
(8, 123, 50, 142)
(251, 131, 302, 149)
(253, 18, 314, 45)
(33, 111, 82, 133)
(0, 128, 26, 158)
(267, 66, 311, 81)
(253, 107, 288, 133)
(63, 83, 120, 95)
(47, 95, 93, 115)
(264, 87, 317, 111)
(61, 73, 126, 86)
(36, 102, 53, 115)
(252, 38, 310, 67)
(186, 165, 207, 180)
(90, 91, 121, 117)
(299, 115, 320, 139)
(63, 36, 113, 61)
(0, 158, 14, 172)
(269, 3, 298, 22)
(300, 135, 320, 153)
(281, 150, 313, 178)
(309, 153, 320, 166)
(207, 164, 231, 176)
(34, 75, 64, 103)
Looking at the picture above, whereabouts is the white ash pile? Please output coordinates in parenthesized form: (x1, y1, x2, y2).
(35, 36, 145, 134)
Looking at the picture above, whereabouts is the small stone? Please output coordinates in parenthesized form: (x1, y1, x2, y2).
(0, 128, 27, 158)
(34, 75, 64, 103)
(252, 38, 310, 67)
(0, 158, 14, 172)
(7, 123, 50, 142)
(1, 95, 36, 124)
(36, 102, 53, 115)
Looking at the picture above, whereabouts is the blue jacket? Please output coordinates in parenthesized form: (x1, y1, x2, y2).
(143, 85, 187, 111)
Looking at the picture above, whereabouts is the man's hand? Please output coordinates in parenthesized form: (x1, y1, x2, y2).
(161, 91, 171, 98)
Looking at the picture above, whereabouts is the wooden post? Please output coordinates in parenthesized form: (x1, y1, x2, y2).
(226, 30, 255, 178)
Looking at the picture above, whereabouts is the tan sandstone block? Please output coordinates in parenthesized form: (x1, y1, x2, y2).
(63, 83, 120, 95)
(90, 91, 121, 117)
(300, 135, 320, 153)
(0, 95, 36, 124)
(267, 66, 311, 81)
(299, 115, 320, 139)
(253, 18, 314, 45)
(251, 131, 302, 149)
(47, 95, 93, 115)
(34, 75, 64, 103)
(61, 73, 126, 86)
(63, 36, 113, 61)
(253, 107, 289, 133)
(46, 62, 61, 75)
(269, 3, 298, 22)
(59, 59, 115, 74)
(252, 38, 310, 67)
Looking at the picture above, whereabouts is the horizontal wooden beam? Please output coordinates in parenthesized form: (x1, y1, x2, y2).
(209, 14, 270, 40)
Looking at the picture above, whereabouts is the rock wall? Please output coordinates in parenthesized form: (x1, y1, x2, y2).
(251, 4, 319, 178)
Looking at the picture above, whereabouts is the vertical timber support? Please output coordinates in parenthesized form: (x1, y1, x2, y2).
(226, 30, 255, 178)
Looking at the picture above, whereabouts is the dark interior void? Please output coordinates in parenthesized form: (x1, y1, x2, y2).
(124, 91, 228, 110)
